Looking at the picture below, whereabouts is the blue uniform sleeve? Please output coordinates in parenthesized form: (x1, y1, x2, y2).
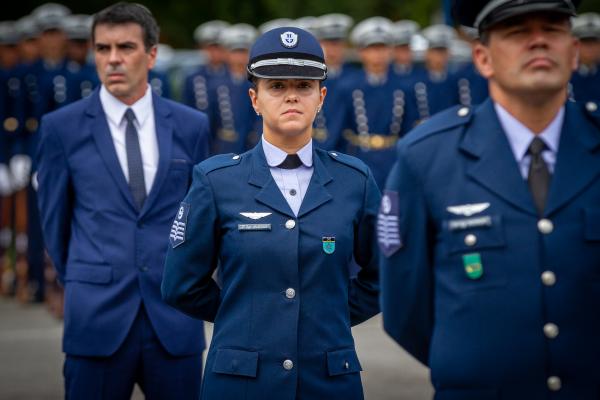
(349, 169, 381, 326)
(36, 116, 73, 283)
(162, 165, 221, 321)
(380, 145, 434, 365)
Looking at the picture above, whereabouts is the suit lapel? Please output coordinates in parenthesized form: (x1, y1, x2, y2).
(459, 100, 538, 216)
(86, 90, 137, 211)
(297, 151, 332, 218)
(248, 144, 296, 218)
(139, 95, 173, 218)
(545, 102, 600, 215)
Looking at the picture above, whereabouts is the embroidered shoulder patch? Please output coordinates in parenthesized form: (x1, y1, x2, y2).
(169, 202, 190, 248)
(377, 190, 402, 257)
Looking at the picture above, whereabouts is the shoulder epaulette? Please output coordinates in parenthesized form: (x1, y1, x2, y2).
(411, 105, 474, 138)
(326, 150, 369, 176)
(198, 153, 242, 174)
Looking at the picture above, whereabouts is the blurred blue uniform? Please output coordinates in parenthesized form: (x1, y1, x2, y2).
(570, 65, 600, 103)
(148, 69, 172, 99)
(65, 60, 99, 103)
(380, 99, 600, 399)
(332, 71, 415, 188)
(182, 65, 227, 113)
(406, 66, 460, 126)
(452, 62, 489, 107)
(313, 63, 357, 150)
(207, 75, 258, 154)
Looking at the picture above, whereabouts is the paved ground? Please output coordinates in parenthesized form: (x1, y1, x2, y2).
(0, 298, 433, 399)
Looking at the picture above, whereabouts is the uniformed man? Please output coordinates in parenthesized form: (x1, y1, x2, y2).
(162, 26, 380, 400)
(391, 19, 420, 79)
(406, 24, 459, 125)
(332, 17, 415, 188)
(63, 14, 99, 102)
(182, 20, 229, 112)
(570, 12, 600, 102)
(380, 0, 600, 398)
(207, 23, 259, 154)
(312, 13, 355, 149)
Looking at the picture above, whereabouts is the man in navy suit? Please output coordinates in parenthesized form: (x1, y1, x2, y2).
(381, 0, 600, 398)
(36, 3, 208, 399)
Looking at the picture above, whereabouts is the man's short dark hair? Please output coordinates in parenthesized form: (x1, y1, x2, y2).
(92, 2, 159, 51)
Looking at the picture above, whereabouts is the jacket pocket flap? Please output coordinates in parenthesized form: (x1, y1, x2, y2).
(213, 349, 259, 377)
(65, 263, 112, 284)
(326, 348, 362, 376)
(445, 215, 506, 254)
(584, 208, 600, 240)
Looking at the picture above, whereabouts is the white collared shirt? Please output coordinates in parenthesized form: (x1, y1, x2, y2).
(261, 136, 314, 216)
(100, 84, 159, 195)
(495, 102, 563, 179)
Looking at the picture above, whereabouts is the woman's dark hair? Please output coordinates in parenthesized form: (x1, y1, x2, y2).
(92, 2, 159, 51)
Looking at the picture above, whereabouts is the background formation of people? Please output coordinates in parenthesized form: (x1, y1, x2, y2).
(0, 3, 599, 318)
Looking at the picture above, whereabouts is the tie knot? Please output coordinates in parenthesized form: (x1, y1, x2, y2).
(278, 154, 303, 169)
(124, 108, 136, 124)
(528, 137, 547, 156)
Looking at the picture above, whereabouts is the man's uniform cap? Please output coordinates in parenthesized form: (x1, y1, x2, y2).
(453, 0, 581, 31)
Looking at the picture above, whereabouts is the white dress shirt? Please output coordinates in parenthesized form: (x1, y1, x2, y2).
(262, 136, 314, 216)
(100, 84, 159, 195)
(495, 102, 564, 179)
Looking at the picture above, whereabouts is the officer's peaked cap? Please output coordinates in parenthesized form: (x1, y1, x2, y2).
(453, 0, 581, 32)
(247, 27, 327, 81)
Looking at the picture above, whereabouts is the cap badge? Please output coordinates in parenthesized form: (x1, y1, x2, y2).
(280, 31, 298, 48)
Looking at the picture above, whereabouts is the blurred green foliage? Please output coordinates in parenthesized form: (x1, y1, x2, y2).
(11, 0, 600, 48)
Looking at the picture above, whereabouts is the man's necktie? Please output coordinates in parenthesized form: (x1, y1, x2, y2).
(124, 108, 146, 211)
(527, 137, 551, 215)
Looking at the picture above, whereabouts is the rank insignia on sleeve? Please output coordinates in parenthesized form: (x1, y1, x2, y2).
(377, 190, 402, 257)
(169, 202, 190, 248)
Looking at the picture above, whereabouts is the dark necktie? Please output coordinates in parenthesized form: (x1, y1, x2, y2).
(278, 154, 303, 169)
(527, 137, 551, 215)
(124, 108, 146, 210)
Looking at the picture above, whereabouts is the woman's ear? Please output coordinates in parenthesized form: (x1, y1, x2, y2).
(248, 88, 259, 115)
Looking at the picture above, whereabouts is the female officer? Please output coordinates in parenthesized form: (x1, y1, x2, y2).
(162, 27, 380, 400)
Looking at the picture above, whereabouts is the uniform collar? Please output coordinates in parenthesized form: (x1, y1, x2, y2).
(100, 84, 153, 126)
(494, 102, 564, 162)
(261, 135, 313, 168)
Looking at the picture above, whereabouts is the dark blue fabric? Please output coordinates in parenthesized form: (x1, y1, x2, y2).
(64, 305, 203, 400)
(162, 145, 381, 400)
(381, 99, 600, 398)
(36, 88, 209, 357)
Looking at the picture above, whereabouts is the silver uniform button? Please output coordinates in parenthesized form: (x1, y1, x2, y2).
(457, 107, 469, 117)
(285, 219, 296, 230)
(232, 154, 240, 160)
(586, 101, 598, 112)
(541, 271, 556, 286)
(283, 359, 294, 370)
(285, 288, 296, 299)
(537, 219, 554, 234)
(547, 376, 561, 391)
(464, 234, 477, 246)
(543, 323, 559, 339)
